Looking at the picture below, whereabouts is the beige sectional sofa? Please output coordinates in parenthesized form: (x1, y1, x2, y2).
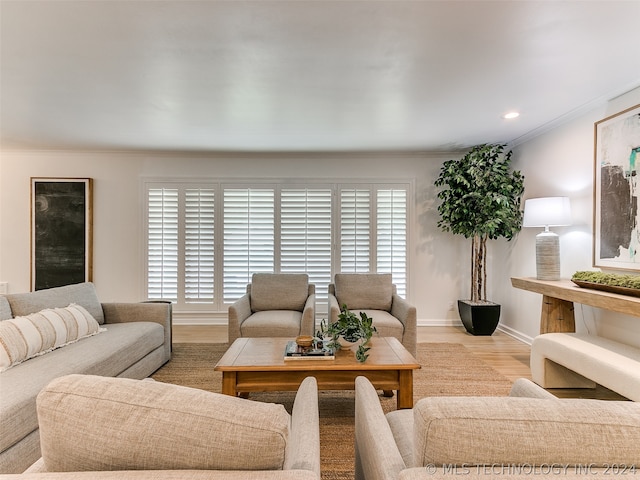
(355, 376, 640, 480)
(0, 282, 172, 474)
(0, 374, 320, 480)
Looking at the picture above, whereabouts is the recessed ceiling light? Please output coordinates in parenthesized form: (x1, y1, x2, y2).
(503, 112, 520, 119)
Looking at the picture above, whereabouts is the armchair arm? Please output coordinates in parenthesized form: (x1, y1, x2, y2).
(354, 377, 406, 480)
(227, 294, 251, 344)
(328, 293, 340, 325)
(102, 302, 172, 361)
(390, 294, 417, 357)
(284, 377, 320, 476)
(509, 378, 557, 399)
(413, 396, 640, 467)
(300, 294, 316, 336)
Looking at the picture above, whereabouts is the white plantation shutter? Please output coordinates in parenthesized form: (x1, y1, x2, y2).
(281, 188, 332, 307)
(340, 188, 371, 272)
(144, 180, 410, 313)
(185, 188, 215, 303)
(223, 188, 275, 302)
(147, 187, 179, 302)
(377, 189, 407, 296)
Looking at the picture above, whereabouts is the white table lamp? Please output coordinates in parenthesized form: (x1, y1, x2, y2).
(523, 197, 571, 281)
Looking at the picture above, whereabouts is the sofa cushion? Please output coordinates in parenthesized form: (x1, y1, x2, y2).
(0, 304, 104, 372)
(37, 374, 291, 472)
(4, 282, 105, 324)
(250, 274, 309, 312)
(0, 322, 164, 455)
(0, 296, 11, 320)
(334, 273, 393, 311)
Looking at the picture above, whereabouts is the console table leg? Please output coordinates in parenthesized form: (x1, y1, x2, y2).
(540, 295, 575, 334)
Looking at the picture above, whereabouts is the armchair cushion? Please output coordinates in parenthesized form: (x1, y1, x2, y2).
(386, 410, 413, 467)
(37, 374, 291, 472)
(412, 396, 640, 467)
(240, 311, 303, 337)
(358, 310, 404, 339)
(250, 273, 309, 312)
(334, 273, 393, 311)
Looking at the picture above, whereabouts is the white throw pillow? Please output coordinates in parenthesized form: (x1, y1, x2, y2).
(0, 303, 105, 372)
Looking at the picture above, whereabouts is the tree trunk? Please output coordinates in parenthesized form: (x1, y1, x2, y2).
(470, 234, 488, 302)
(481, 235, 487, 301)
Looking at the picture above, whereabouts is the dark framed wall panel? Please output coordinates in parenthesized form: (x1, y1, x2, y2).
(30, 178, 93, 291)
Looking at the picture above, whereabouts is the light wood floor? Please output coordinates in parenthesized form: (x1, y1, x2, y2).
(173, 324, 627, 400)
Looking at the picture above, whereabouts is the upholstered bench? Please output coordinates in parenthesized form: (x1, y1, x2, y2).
(530, 332, 640, 401)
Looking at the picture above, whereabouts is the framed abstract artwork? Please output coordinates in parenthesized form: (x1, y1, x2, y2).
(31, 178, 93, 290)
(593, 104, 640, 270)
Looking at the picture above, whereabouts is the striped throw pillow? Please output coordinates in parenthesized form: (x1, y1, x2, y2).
(0, 303, 105, 372)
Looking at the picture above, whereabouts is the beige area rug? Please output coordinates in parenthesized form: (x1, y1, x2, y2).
(152, 342, 513, 480)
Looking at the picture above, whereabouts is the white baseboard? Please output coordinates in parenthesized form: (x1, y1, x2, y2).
(172, 314, 533, 344)
(173, 312, 228, 326)
(417, 318, 464, 327)
(496, 324, 534, 345)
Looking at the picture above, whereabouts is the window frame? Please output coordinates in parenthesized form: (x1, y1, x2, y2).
(142, 177, 414, 315)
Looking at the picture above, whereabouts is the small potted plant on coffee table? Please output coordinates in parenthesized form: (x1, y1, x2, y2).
(318, 305, 377, 362)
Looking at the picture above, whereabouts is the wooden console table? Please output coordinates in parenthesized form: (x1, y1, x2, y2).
(511, 277, 640, 334)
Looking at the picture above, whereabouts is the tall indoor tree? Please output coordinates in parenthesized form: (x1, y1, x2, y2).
(434, 143, 525, 334)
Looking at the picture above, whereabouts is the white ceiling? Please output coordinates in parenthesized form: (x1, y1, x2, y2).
(1, 0, 640, 153)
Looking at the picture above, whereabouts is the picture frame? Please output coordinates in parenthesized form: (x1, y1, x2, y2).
(593, 104, 640, 270)
(31, 178, 93, 291)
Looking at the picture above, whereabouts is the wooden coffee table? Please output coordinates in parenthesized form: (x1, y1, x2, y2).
(214, 336, 420, 409)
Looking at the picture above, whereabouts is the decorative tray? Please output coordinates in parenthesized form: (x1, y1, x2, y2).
(284, 340, 335, 361)
(571, 280, 640, 298)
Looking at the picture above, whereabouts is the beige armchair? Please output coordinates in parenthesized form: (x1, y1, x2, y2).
(19, 374, 320, 480)
(355, 376, 640, 480)
(228, 273, 316, 344)
(329, 273, 416, 357)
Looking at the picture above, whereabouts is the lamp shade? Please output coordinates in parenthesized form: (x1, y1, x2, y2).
(522, 197, 571, 228)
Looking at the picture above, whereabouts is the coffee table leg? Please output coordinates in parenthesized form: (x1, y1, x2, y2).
(221, 372, 238, 397)
(397, 370, 413, 409)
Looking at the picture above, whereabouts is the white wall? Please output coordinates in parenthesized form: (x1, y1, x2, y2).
(3, 87, 639, 344)
(493, 86, 640, 347)
(0, 150, 465, 325)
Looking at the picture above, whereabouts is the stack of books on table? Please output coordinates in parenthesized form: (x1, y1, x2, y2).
(284, 340, 335, 361)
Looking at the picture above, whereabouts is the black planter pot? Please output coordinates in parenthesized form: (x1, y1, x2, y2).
(457, 300, 501, 336)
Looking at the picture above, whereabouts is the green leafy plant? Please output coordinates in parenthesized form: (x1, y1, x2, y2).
(317, 305, 377, 362)
(572, 271, 640, 289)
(434, 144, 525, 302)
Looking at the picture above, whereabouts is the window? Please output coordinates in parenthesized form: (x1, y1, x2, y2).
(339, 188, 371, 272)
(377, 188, 407, 296)
(185, 188, 215, 303)
(147, 187, 178, 302)
(144, 180, 410, 313)
(281, 187, 333, 309)
(223, 188, 275, 302)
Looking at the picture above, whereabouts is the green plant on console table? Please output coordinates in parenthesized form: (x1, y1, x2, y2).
(572, 271, 640, 289)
